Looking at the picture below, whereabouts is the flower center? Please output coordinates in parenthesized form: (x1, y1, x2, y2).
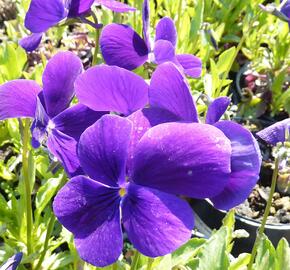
(46, 120, 55, 134)
(119, 188, 126, 197)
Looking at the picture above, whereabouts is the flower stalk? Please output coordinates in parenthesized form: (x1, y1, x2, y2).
(34, 215, 56, 270)
(92, 10, 101, 66)
(22, 118, 33, 255)
(248, 156, 280, 270)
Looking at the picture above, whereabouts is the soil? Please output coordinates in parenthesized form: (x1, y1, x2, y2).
(235, 184, 290, 224)
(235, 141, 290, 225)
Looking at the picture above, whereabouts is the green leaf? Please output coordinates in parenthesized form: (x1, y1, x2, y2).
(229, 253, 251, 270)
(197, 227, 230, 270)
(216, 47, 236, 75)
(35, 175, 63, 223)
(275, 238, 290, 270)
(190, 0, 204, 40)
(172, 238, 206, 267)
(254, 234, 276, 270)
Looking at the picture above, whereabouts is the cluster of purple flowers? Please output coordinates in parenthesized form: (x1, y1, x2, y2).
(19, 0, 135, 51)
(3, 0, 290, 268)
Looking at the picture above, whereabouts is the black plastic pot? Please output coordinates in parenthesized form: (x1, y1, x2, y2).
(191, 199, 290, 255)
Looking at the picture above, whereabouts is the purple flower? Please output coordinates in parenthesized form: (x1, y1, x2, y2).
(75, 64, 149, 116)
(53, 114, 232, 266)
(0, 253, 22, 270)
(256, 118, 290, 145)
(0, 51, 104, 176)
(19, 0, 135, 52)
(281, 0, 290, 27)
(100, 0, 202, 77)
(128, 62, 262, 210)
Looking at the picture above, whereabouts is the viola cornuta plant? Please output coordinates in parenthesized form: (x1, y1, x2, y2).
(0, 0, 289, 269)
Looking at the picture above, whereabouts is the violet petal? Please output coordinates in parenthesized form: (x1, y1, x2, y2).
(75, 65, 148, 116)
(96, 0, 136, 12)
(19, 33, 43, 52)
(31, 95, 49, 148)
(47, 129, 83, 177)
(78, 115, 132, 187)
(149, 62, 198, 122)
(42, 51, 83, 118)
(155, 17, 177, 47)
(132, 122, 232, 198)
(53, 176, 122, 267)
(126, 107, 180, 173)
(205, 96, 231, 125)
(153, 39, 177, 65)
(24, 0, 67, 33)
(0, 80, 41, 120)
(211, 121, 262, 210)
(256, 118, 290, 145)
(100, 23, 149, 70)
(142, 0, 151, 50)
(122, 183, 193, 257)
(68, 0, 94, 17)
(176, 54, 202, 78)
(53, 104, 106, 141)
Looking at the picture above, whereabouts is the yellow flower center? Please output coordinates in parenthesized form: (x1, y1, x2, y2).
(119, 188, 126, 197)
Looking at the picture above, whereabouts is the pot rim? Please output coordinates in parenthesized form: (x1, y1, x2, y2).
(204, 199, 290, 230)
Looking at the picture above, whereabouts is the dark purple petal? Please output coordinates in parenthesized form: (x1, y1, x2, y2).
(42, 51, 83, 118)
(205, 96, 231, 125)
(153, 40, 177, 65)
(176, 54, 202, 78)
(78, 115, 132, 187)
(132, 122, 232, 198)
(31, 96, 49, 148)
(126, 108, 180, 172)
(155, 17, 177, 47)
(211, 121, 262, 210)
(75, 65, 148, 116)
(281, 0, 290, 22)
(1, 252, 23, 270)
(0, 80, 41, 120)
(53, 176, 122, 267)
(53, 104, 106, 141)
(122, 183, 193, 257)
(100, 23, 149, 70)
(96, 0, 136, 12)
(149, 62, 198, 122)
(24, 0, 67, 33)
(256, 118, 290, 145)
(142, 0, 150, 50)
(47, 129, 83, 177)
(19, 33, 43, 52)
(68, 0, 94, 17)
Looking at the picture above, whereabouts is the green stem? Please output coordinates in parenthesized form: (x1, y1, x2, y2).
(247, 157, 279, 270)
(92, 11, 101, 66)
(176, 0, 183, 36)
(131, 250, 141, 270)
(34, 215, 56, 270)
(22, 118, 33, 256)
